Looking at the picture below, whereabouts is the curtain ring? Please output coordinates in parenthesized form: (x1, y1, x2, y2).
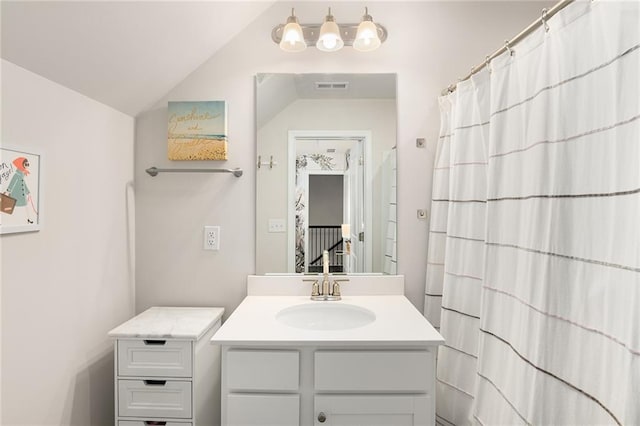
(504, 40, 514, 56)
(485, 55, 492, 73)
(541, 8, 550, 32)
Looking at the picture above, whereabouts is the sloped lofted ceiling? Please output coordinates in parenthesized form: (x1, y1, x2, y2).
(1, 1, 275, 117)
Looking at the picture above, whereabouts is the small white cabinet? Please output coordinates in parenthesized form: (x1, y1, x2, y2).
(109, 307, 224, 426)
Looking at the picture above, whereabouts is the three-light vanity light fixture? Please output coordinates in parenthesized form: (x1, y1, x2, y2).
(272, 7, 387, 53)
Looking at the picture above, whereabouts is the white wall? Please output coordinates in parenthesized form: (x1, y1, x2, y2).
(135, 1, 550, 314)
(1, 60, 134, 425)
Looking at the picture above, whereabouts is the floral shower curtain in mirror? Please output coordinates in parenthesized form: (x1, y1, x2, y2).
(425, 1, 639, 424)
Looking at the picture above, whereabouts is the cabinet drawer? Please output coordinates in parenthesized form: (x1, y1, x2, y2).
(118, 379, 192, 419)
(118, 339, 192, 378)
(315, 350, 434, 392)
(119, 422, 192, 426)
(226, 349, 299, 391)
(227, 394, 299, 426)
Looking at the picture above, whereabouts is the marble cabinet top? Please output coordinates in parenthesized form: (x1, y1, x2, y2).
(108, 306, 224, 340)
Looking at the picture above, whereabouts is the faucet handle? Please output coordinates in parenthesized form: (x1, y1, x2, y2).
(331, 278, 349, 297)
(303, 278, 320, 296)
(332, 281, 341, 297)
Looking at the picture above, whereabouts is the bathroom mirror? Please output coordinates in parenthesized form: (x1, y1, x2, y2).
(256, 73, 397, 275)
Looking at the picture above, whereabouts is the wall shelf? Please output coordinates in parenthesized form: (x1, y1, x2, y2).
(145, 166, 243, 178)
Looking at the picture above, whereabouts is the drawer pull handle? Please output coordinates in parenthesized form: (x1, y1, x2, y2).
(143, 379, 167, 386)
(144, 422, 167, 426)
(143, 339, 166, 345)
(318, 412, 327, 423)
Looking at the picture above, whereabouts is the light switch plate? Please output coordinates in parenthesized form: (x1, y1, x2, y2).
(268, 219, 286, 233)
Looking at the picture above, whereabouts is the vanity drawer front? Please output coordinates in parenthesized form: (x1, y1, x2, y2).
(118, 379, 192, 419)
(226, 349, 299, 391)
(314, 350, 434, 392)
(119, 422, 192, 426)
(118, 339, 192, 378)
(227, 394, 299, 426)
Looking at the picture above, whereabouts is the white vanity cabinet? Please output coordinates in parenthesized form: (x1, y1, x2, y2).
(219, 346, 436, 426)
(211, 276, 444, 426)
(109, 307, 224, 426)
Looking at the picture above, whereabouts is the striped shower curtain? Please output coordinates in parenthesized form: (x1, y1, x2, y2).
(425, 1, 639, 425)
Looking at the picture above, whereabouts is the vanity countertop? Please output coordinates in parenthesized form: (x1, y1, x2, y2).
(210, 295, 443, 347)
(108, 306, 225, 340)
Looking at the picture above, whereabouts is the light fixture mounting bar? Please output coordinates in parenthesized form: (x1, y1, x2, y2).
(272, 23, 387, 47)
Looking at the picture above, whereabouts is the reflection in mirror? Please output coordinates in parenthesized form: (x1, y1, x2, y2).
(256, 73, 397, 275)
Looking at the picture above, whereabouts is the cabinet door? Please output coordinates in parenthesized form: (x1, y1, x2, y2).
(314, 395, 432, 426)
(227, 394, 299, 426)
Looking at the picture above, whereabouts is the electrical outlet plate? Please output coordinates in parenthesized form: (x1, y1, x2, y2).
(204, 226, 220, 250)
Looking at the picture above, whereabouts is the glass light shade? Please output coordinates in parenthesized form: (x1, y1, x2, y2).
(353, 20, 381, 52)
(279, 21, 306, 52)
(317, 20, 344, 52)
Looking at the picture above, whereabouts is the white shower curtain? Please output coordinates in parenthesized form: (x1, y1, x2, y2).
(425, 1, 639, 424)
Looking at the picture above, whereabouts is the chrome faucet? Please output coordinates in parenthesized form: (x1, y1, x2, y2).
(302, 250, 348, 301)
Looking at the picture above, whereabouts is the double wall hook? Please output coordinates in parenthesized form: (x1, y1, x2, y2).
(257, 155, 277, 169)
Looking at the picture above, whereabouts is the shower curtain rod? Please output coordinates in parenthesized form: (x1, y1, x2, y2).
(441, 0, 574, 96)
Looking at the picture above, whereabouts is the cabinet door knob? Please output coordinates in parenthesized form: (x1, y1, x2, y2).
(318, 412, 327, 423)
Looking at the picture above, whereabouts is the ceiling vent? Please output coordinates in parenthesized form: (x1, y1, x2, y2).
(315, 82, 349, 90)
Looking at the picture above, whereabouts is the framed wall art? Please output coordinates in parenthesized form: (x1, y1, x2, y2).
(0, 147, 42, 234)
(167, 101, 228, 161)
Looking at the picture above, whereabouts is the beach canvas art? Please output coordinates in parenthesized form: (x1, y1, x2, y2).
(168, 101, 228, 160)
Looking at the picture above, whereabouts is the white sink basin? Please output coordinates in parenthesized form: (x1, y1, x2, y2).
(276, 303, 376, 330)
